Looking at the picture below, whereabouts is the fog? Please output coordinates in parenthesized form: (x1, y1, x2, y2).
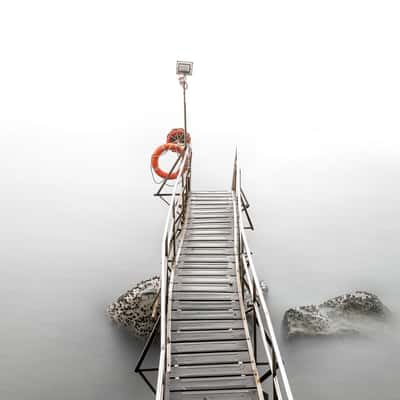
(1, 1, 399, 399)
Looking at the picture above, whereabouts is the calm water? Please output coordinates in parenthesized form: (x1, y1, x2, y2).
(1, 151, 399, 400)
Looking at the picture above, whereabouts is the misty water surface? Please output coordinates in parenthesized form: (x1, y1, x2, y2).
(1, 150, 399, 400)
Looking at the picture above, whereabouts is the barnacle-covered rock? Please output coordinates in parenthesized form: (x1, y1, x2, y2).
(284, 291, 389, 338)
(107, 276, 160, 337)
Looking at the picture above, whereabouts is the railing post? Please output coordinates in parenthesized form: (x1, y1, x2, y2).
(272, 348, 277, 400)
(253, 278, 257, 363)
(181, 176, 186, 220)
(188, 152, 192, 192)
(239, 256, 245, 301)
(172, 202, 176, 259)
(232, 151, 237, 191)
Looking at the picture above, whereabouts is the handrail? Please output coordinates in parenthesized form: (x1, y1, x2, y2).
(155, 145, 192, 400)
(233, 151, 294, 400)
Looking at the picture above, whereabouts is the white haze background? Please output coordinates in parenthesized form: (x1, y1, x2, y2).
(1, 1, 399, 399)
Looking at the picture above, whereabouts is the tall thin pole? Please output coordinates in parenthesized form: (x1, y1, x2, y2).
(176, 61, 193, 150)
(176, 61, 192, 148)
(182, 77, 188, 149)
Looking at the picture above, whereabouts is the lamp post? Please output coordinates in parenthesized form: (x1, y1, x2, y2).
(176, 61, 193, 148)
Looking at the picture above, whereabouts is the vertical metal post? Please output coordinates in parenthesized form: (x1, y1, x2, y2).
(232, 152, 237, 191)
(183, 80, 187, 148)
(253, 278, 257, 363)
(188, 152, 192, 192)
(240, 257, 245, 301)
(181, 170, 185, 220)
(172, 202, 176, 259)
(272, 349, 277, 400)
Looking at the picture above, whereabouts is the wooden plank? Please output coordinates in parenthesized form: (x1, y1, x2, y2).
(169, 376, 256, 391)
(183, 246, 234, 251)
(190, 211, 233, 216)
(171, 340, 248, 354)
(169, 389, 259, 400)
(174, 276, 236, 285)
(172, 300, 240, 310)
(190, 206, 232, 210)
(181, 249, 235, 256)
(172, 329, 245, 342)
(190, 192, 231, 194)
(180, 255, 235, 262)
(185, 236, 234, 241)
(186, 226, 233, 231)
(173, 283, 236, 293)
(170, 362, 253, 378)
(188, 217, 232, 222)
(171, 310, 241, 321)
(171, 319, 243, 331)
(185, 234, 234, 239)
(189, 200, 232, 203)
(190, 197, 232, 200)
(171, 351, 250, 366)
(190, 202, 232, 205)
(187, 222, 233, 227)
(181, 246, 234, 256)
(179, 260, 235, 266)
(190, 193, 231, 197)
(189, 203, 232, 205)
(188, 214, 233, 220)
(172, 292, 239, 301)
(175, 269, 235, 276)
(177, 265, 235, 271)
(189, 205, 233, 209)
(183, 242, 234, 248)
(190, 195, 231, 198)
(185, 227, 233, 233)
(178, 259, 235, 265)
(178, 259, 234, 263)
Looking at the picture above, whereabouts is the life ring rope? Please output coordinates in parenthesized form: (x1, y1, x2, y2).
(166, 128, 191, 145)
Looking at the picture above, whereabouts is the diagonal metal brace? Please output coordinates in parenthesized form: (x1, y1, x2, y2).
(134, 315, 161, 393)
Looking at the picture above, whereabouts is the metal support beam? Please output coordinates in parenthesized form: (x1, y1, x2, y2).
(134, 316, 161, 394)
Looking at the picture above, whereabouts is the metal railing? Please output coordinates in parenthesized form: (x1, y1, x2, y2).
(155, 145, 192, 400)
(232, 151, 294, 400)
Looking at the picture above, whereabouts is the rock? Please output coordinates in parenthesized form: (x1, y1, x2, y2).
(107, 276, 160, 337)
(284, 291, 390, 338)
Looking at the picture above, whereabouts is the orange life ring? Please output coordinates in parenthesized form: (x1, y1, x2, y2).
(166, 128, 191, 145)
(151, 143, 184, 180)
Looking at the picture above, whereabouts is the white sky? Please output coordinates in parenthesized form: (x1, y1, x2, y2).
(1, 0, 399, 186)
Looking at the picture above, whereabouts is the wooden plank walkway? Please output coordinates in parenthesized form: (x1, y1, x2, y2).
(167, 191, 263, 400)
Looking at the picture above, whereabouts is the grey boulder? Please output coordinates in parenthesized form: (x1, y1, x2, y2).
(284, 291, 390, 338)
(107, 276, 160, 337)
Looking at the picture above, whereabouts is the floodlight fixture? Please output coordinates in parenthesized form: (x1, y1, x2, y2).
(176, 61, 193, 76)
